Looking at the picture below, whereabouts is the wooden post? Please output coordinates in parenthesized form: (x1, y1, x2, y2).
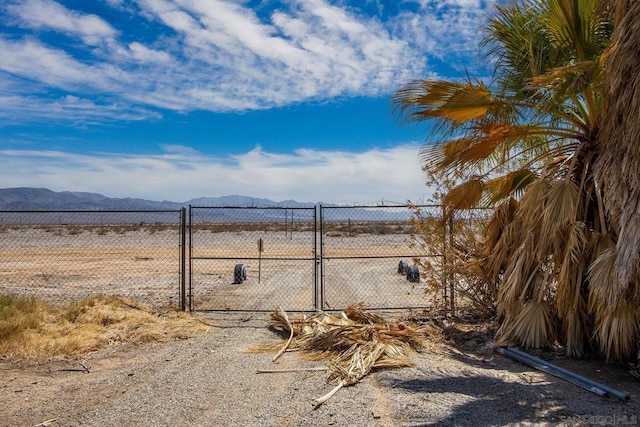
(257, 238, 263, 284)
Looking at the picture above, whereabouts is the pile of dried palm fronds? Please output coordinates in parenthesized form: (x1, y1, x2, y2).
(249, 303, 434, 405)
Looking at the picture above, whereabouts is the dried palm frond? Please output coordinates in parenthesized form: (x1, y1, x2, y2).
(483, 197, 519, 253)
(271, 306, 295, 362)
(485, 217, 522, 283)
(497, 299, 554, 349)
(587, 243, 640, 362)
(514, 178, 549, 226)
(250, 303, 430, 405)
(497, 233, 539, 315)
(589, 247, 625, 312)
(269, 305, 304, 335)
(556, 222, 590, 356)
(443, 178, 484, 213)
(593, 301, 639, 362)
(541, 179, 580, 256)
(595, 0, 640, 289)
(343, 303, 385, 324)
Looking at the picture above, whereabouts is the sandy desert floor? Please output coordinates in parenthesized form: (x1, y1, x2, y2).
(2, 228, 640, 425)
(0, 228, 435, 311)
(2, 313, 640, 426)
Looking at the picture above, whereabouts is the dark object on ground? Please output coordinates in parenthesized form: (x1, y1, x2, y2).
(495, 347, 630, 401)
(397, 260, 409, 275)
(234, 263, 247, 284)
(406, 265, 420, 283)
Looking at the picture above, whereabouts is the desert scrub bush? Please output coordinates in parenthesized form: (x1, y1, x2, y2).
(408, 174, 498, 320)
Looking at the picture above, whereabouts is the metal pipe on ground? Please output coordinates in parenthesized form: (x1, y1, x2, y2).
(495, 347, 630, 401)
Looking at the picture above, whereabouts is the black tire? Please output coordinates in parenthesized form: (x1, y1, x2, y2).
(407, 265, 420, 283)
(397, 260, 408, 274)
(233, 263, 246, 284)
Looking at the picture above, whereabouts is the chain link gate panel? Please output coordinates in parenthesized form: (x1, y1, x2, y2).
(189, 206, 317, 311)
(0, 209, 186, 307)
(318, 205, 441, 311)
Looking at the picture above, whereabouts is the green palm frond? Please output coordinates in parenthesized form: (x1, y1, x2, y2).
(483, 0, 562, 96)
(544, 0, 613, 60)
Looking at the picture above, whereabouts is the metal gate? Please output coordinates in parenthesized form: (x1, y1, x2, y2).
(188, 204, 440, 312)
(188, 206, 317, 311)
(318, 205, 440, 311)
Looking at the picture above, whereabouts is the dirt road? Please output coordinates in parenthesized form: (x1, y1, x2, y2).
(2, 313, 639, 426)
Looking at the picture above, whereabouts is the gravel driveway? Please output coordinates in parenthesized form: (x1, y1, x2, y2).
(3, 313, 640, 426)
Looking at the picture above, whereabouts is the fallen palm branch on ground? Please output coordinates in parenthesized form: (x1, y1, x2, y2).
(248, 303, 435, 405)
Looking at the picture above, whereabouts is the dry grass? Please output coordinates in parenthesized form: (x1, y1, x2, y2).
(0, 294, 210, 361)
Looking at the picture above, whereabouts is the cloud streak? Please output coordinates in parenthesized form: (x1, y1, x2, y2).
(0, 145, 430, 204)
(0, 0, 498, 123)
(6, 0, 117, 44)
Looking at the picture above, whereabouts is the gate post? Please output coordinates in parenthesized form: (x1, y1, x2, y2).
(448, 214, 455, 317)
(317, 204, 324, 310)
(180, 207, 187, 311)
(188, 205, 193, 312)
(442, 205, 448, 315)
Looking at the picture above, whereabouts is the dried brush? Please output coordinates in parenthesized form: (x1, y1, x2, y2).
(253, 305, 429, 405)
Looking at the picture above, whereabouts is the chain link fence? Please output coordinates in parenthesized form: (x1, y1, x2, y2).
(188, 205, 443, 312)
(444, 207, 496, 317)
(318, 205, 441, 311)
(1, 205, 481, 315)
(188, 206, 317, 312)
(0, 210, 185, 307)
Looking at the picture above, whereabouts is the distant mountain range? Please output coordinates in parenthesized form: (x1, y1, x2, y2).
(0, 188, 420, 225)
(0, 187, 322, 210)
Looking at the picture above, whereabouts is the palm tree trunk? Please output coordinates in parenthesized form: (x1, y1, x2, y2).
(595, 0, 640, 289)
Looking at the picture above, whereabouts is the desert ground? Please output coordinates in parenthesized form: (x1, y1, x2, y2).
(2, 226, 640, 426)
(0, 227, 183, 307)
(2, 312, 640, 426)
(0, 226, 435, 311)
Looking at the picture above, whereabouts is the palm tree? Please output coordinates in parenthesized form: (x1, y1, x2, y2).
(394, 0, 625, 358)
(593, 0, 640, 364)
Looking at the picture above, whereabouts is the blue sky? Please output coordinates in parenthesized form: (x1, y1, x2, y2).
(0, 0, 497, 204)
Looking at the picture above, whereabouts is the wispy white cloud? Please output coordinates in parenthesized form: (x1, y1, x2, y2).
(0, 0, 498, 122)
(127, 42, 172, 64)
(0, 145, 431, 204)
(0, 38, 119, 90)
(0, 93, 162, 125)
(390, 0, 498, 77)
(6, 0, 117, 45)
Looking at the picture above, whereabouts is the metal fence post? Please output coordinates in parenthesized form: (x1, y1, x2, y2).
(188, 205, 193, 312)
(318, 204, 324, 310)
(448, 214, 455, 317)
(180, 207, 187, 311)
(442, 205, 448, 315)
